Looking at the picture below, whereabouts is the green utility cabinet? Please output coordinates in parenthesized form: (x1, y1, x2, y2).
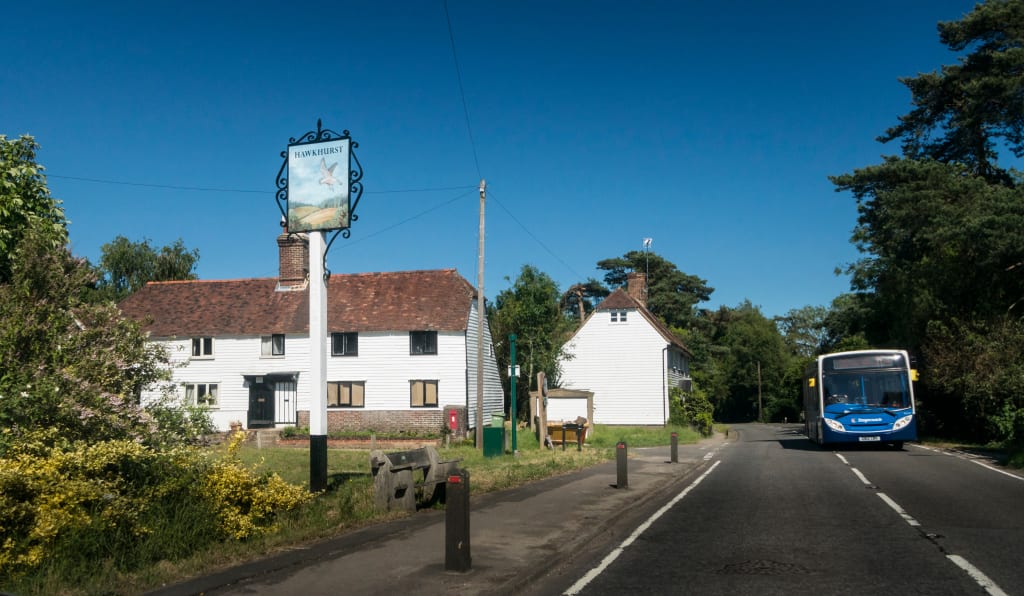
(483, 426, 505, 457)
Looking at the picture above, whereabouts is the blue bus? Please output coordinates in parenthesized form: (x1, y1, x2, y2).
(803, 349, 917, 449)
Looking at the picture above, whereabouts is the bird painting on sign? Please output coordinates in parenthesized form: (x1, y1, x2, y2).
(319, 158, 340, 191)
(287, 137, 351, 232)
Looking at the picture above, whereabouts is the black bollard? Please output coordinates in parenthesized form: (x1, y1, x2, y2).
(670, 432, 678, 463)
(616, 441, 628, 489)
(445, 469, 471, 572)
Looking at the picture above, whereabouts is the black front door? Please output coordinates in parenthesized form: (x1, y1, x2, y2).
(248, 383, 275, 428)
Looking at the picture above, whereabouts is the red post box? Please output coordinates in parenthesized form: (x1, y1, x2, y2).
(449, 410, 458, 431)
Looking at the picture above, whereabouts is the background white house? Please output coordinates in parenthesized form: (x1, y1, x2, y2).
(558, 272, 691, 426)
(118, 232, 504, 434)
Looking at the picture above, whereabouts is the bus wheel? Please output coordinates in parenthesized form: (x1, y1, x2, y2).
(891, 441, 904, 450)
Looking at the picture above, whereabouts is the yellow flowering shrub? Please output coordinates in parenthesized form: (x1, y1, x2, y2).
(199, 431, 312, 540)
(0, 429, 311, 581)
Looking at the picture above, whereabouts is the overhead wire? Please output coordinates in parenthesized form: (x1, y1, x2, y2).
(487, 189, 587, 281)
(442, 2, 585, 282)
(443, 0, 483, 180)
(47, 173, 475, 196)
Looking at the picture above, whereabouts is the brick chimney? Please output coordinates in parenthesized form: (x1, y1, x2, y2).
(627, 271, 647, 307)
(277, 232, 309, 287)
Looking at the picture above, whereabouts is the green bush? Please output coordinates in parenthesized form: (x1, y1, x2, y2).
(0, 430, 309, 585)
(669, 387, 714, 436)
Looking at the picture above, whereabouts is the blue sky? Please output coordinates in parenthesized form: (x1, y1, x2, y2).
(3, 1, 977, 318)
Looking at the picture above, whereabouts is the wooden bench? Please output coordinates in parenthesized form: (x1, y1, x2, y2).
(369, 446, 461, 512)
(547, 421, 589, 449)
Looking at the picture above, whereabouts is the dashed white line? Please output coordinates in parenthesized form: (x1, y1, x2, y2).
(563, 460, 721, 595)
(840, 450, 1009, 595)
(876, 492, 921, 527)
(946, 555, 1009, 596)
(850, 467, 871, 486)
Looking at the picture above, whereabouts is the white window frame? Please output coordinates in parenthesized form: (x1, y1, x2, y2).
(184, 382, 218, 407)
(261, 334, 285, 357)
(191, 337, 214, 359)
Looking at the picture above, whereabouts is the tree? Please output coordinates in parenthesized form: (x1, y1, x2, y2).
(924, 316, 1024, 444)
(775, 305, 828, 359)
(831, 0, 1024, 444)
(819, 293, 872, 354)
(559, 278, 608, 324)
(92, 235, 199, 301)
(0, 135, 67, 284)
(832, 158, 1024, 352)
(488, 265, 574, 422)
(0, 229, 174, 451)
(700, 301, 793, 423)
(596, 250, 713, 329)
(879, 0, 1024, 184)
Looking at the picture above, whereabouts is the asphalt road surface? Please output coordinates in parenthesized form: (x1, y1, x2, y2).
(536, 424, 1024, 595)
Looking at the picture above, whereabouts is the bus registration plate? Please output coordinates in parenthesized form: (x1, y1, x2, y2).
(859, 436, 881, 442)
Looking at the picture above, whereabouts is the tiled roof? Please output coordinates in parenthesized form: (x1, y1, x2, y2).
(590, 288, 691, 356)
(118, 269, 476, 337)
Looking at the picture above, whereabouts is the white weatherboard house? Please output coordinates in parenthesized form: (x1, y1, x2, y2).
(118, 233, 504, 434)
(557, 273, 692, 426)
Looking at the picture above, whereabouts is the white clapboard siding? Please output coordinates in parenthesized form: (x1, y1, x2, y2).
(142, 334, 311, 430)
(142, 309, 503, 431)
(466, 301, 504, 428)
(559, 309, 669, 425)
(324, 330, 469, 410)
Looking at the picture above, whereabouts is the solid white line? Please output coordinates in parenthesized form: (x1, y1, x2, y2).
(911, 444, 1024, 482)
(563, 460, 722, 595)
(969, 458, 1024, 482)
(850, 467, 871, 485)
(947, 554, 1009, 596)
(876, 492, 920, 527)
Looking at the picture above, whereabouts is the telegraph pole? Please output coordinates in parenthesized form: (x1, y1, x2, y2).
(476, 179, 486, 450)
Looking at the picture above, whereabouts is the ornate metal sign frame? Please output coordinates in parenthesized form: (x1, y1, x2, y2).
(276, 119, 364, 243)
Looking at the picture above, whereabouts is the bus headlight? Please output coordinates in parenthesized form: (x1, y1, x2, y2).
(824, 418, 846, 432)
(892, 415, 913, 431)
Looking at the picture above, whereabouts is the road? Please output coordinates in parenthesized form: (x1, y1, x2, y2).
(535, 424, 1024, 595)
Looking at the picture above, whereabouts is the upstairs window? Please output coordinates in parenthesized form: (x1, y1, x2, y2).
(410, 331, 438, 355)
(185, 383, 218, 407)
(610, 311, 628, 323)
(331, 332, 358, 357)
(191, 337, 214, 358)
(261, 334, 285, 357)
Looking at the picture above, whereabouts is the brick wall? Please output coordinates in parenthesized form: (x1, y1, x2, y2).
(297, 409, 461, 435)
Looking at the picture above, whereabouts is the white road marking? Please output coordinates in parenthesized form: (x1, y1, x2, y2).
(835, 453, 850, 465)
(563, 460, 722, 595)
(911, 444, 1024, 482)
(969, 458, 1024, 482)
(947, 555, 1009, 596)
(850, 467, 871, 485)
(876, 492, 920, 527)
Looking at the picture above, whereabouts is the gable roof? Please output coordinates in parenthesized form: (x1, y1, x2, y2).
(118, 269, 476, 337)
(586, 288, 691, 356)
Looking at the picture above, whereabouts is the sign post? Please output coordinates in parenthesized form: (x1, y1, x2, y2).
(276, 119, 363, 492)
(510, 334, 517, 453)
